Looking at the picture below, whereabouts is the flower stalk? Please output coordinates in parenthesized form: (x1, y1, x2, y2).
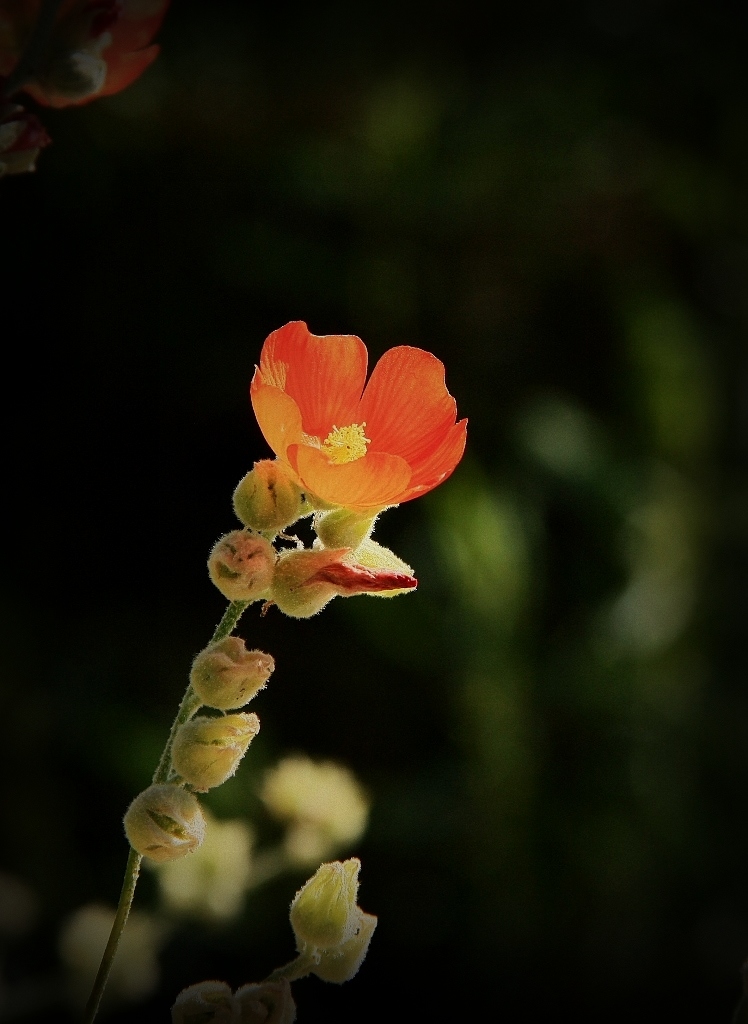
(83, 599, 249, 1024)
(82, 321, 464, 1020)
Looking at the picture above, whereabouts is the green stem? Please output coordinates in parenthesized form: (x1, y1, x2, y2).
(83, 599, 250, 1023)
(264, 949, 317, 984)
(1, 0, 64, 102)
(153, 600, 249, 785)
(82, 848, 142, 1024)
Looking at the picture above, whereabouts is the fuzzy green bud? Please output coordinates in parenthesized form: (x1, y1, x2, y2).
(270, 548, 347, 618)
(208, 531, 276, 601)
(311, 910, 377, 984)
(123, 785, 206, 864)
(313, 509, 377, 550)
(289, 858, 362, 952)
(171, 713, 260, 792)
(190, 637, 274, 711)
(233, 460, 304, 533)
(271, 547, 416, 618)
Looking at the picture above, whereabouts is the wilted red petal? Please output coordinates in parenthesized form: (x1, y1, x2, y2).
(1, 108, 50, 152)
(258, 322, 368, 440)
(358, 347, 459, 469)
(290, 446, 411, 511)
(311, 561, 416, 594)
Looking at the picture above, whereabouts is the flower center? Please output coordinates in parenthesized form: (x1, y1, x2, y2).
(321, 423, 371, 465)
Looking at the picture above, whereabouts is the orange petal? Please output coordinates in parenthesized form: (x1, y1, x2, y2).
(399, 418, 468, 502)
(258, 322, 368, 440)
(110, 1, 171, 54)
(358, 347, 459, 470)
(98, 44, 160, 98)
(290, 446, 411, 511)
(250, 379, 304, 462)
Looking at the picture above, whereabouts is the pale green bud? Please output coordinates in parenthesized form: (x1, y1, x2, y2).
(208, 531, 276, 602)
(289, 858, 361, 952)
(234, 979, 296, 1024)
(233, 460, 304, 534)
(171, 713, 260, 792)
(171, 980, 235, 1024)
(311, 910, 377, 984)
(123, 785, 205, 864)
(313, 509, 377, 550)
(190, 636, 274, 711)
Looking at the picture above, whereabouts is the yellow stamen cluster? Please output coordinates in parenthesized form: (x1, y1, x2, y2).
(321, 423, 370, 464)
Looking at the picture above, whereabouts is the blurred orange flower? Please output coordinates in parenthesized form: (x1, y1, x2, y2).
(251, 321, 467, 512)
(0, 0, 170, 108)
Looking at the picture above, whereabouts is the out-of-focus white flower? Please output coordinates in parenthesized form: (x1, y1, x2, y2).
(58, 903, 166, 1008)
(259, 756, 370, 867)
(154, 813, 254, 921)
(0, 871, 38, 937)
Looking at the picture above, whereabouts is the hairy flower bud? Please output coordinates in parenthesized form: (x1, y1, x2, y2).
(271, 547, 416, 618)
(233, 460, 304, 533)
(171, 713, 260, 792)
(171, 980, 235, 1024)
(190, 636, 274, 711)
(123, 785, 205, 863)
(289, 859, 362, 952)
(311, 910, 377, 984)
(313, 509, 377, 550)
(208, 531, 276, 601)
(234, 980, 296, 1024)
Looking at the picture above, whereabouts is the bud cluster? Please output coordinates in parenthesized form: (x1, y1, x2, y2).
(123, 636, 275, 863)
(172, 978, 296, 1024)
(207, 470, 416, 617)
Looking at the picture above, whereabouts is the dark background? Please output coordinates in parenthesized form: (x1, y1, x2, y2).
(1, 1, 746, 1021)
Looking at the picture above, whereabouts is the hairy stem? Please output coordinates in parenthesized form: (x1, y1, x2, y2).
(83, 599, 250, 1023)
(264, 949, 317, 984)
(82, 848, 142, 1024)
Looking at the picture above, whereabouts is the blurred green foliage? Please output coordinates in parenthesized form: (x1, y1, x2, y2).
(1, 1, 746, 1021)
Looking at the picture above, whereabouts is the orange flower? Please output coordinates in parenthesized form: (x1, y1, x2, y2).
(250, 322, 467, 512)
(0, 0, 169, 108)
